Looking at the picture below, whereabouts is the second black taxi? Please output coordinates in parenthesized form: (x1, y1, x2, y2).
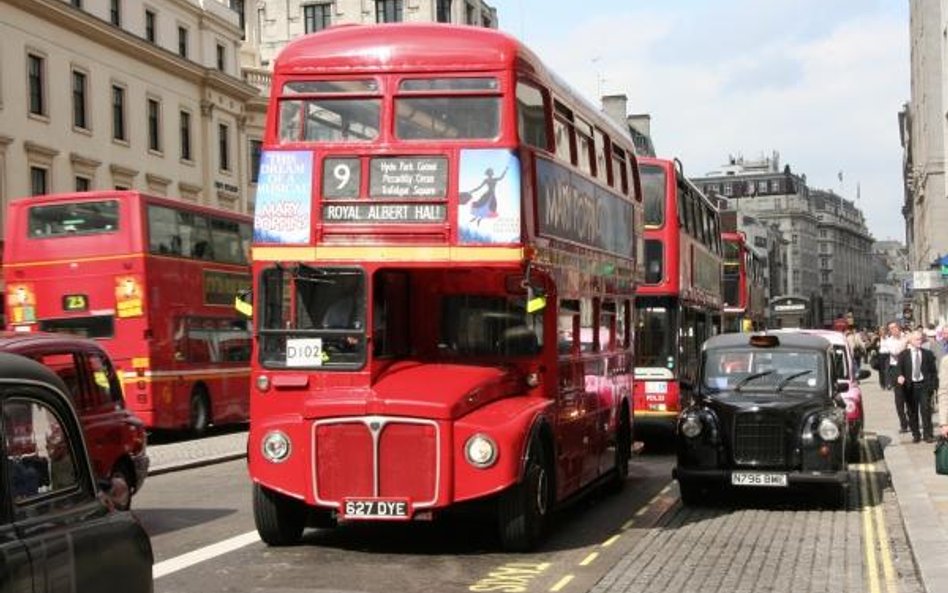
(673, 332, 850, 508)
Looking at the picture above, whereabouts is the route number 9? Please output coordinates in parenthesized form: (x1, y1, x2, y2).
(322, 158, 360, 199)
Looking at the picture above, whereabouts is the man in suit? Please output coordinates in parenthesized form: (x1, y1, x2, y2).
(897, 330, 939, 443)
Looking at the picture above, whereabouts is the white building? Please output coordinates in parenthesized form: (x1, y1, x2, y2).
(0, 0, 265, 232)
(246, 0, 498, 68)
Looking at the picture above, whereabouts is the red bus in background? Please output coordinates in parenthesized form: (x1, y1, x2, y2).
(246, 23, 644, 551)
(634, 157, 723, 435)
(722, 232, 767, 332)
(4, 191, 252, 432)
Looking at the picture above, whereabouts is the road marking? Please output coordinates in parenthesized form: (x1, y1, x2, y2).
(621, 518, 635, 530)
(549, 575, 574, 592)
(469, 562, 550, 592)
(601, 534, 621, 547)
(660, 484, 671, 494)
(634, 506, 648, 517)
(863, 440, 898, 593)
(579, 552, 598, 566)
(153, 530, 260, 579)
(858, 441, 882, 593)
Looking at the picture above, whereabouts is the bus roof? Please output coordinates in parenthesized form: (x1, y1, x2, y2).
(276, 23, 529, 75)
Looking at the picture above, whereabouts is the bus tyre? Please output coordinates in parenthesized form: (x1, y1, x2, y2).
(609, 407, 632, 492)
(189, 388, 210, 436)
(253, 483, 305, 546)
(498, 438, 551, 552)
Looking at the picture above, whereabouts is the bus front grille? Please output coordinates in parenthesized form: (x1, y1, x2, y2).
(312, 417, 440, 509)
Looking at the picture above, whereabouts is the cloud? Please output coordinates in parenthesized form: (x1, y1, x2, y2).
(504, 3, 908, 240)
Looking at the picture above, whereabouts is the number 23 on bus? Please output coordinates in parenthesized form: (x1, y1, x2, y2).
(245, 23, 645, 552)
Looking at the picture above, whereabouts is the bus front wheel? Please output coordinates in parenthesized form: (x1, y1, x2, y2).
(253, 483, 305, 546)
(497, 437, 552, 552)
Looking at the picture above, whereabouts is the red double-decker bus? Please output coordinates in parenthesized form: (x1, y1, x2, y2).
(633, 157, 723, 434)
(245, 23, 644, 551)
(4, 191, 252, 432)
(722, 231, 767, 332)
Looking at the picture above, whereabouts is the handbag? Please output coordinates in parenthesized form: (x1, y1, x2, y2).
(936, 437, 948, 476)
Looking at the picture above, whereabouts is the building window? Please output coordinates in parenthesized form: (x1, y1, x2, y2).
(219, 123, 230, 171)
(75, 176, 91, 192)
(112, 85, 126, 141)
(304, 4, 331, 33)
(250, 139, 262, 182)
(178, 26, 188, 58)
(231, 0, 246, 37)
(723, 182, 732, 197)
(72, 70, 87, 129)
(465, 1, 475, 24)
(30, 166, 48, 196)
(180, 111, 192, 161)
(71, 0, 82, 7)
(110, 0, 121, 25)
(375, 0, 403, 23)
(27, 54, 45, 116)
(147, 99, 161, 152)
(436, 0, 451, 22)
(216, 44, 226, 71)
(145, 10, 156, 43)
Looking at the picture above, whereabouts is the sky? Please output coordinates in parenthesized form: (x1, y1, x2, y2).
(493, 0, 909, 242)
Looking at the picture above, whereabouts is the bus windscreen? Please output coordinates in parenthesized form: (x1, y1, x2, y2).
(28, 201, 119, 238)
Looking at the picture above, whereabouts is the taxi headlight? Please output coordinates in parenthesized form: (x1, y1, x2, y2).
(464, 434, 498, 468)
(818, 418, 840, 441)
(262, 431, 291, 462)
(681, 415, 703, 439)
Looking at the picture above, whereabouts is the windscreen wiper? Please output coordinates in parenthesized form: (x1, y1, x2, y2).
(775, 370, 813, 391)
(733, 370, 775, 391)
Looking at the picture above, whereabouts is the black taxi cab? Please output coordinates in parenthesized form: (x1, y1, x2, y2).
(1, 352, 153, 592)
(673, 332, 850, 508)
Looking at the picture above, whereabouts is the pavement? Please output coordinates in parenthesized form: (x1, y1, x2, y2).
(861, 370, 948, 593)
(143, 371, 948, 593)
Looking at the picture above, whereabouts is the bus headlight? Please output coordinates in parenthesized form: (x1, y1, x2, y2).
(681, 414, 703, 439)
(464, 434, 497, 468)
(818, 418, 840, 441)
(262, 431, 291, 462)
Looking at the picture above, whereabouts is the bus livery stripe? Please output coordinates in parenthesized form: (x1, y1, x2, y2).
(252, 246, 524, 263)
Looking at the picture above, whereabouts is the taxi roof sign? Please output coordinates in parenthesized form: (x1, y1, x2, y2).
(749, 334, 780, 348)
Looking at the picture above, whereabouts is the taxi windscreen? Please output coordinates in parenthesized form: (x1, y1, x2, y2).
(703, 348, 826, 392)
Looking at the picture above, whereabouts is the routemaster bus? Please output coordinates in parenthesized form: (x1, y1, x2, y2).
(4, 191, 252, 432)
(633, 157, 723, 435)
(722, 231, 766, 332)
(245, 23, 644, 551)
(770, 295, 814, 329)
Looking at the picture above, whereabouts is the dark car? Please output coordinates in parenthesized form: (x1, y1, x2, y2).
(0, 332, 148, 509)
(673, 332, 850, 508)
(0, 352, 153, 592)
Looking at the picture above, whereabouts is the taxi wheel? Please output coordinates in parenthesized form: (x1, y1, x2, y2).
(498, 437, 552, 552)
(678, 479, 703, 506)
(253, 483, 305, 546)
(189, 388, 210, 436)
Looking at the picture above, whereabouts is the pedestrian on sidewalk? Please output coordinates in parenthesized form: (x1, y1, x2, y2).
(845, 326, 866, 369)
(874, 326, 890, 389)
(883, 321, 909, 429)
(938, 351, 948, 439)
(897, 330, 938, 443)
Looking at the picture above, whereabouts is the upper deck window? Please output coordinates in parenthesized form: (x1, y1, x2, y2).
(279, 80, 381, 144)
(640, 164, 666, 227)
(395, 77, 501, 141)
(28, 201, 119, 238)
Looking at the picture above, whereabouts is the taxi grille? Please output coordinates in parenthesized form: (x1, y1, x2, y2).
(732, 414, 785, 466)
(313, 418, 439, 507)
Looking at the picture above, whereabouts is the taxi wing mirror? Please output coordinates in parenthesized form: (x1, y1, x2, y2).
(835, 380, 850, 394)
(235, 289, 253, 319)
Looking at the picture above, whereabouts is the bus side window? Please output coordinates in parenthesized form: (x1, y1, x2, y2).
(558, 299, 580, 356)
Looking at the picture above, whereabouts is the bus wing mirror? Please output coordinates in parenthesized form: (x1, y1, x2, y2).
(526, 287, 546, 314)
(235, 289, 253, 319)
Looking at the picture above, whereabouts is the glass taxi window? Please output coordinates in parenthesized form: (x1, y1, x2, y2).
(704, 348, 826, 392)
(3, 398, 79, 504)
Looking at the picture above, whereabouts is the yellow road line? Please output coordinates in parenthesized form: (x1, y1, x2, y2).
(621, 518, 635, 531)
(549, 575, 574, 592)
(579, 552, 598, 566)
(661, 485, 672, 494)
(601, 534, 621, 547)
(863, 440, 898, 593)
(859, 440, 881, 593)
(635, 506, 649, 517)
